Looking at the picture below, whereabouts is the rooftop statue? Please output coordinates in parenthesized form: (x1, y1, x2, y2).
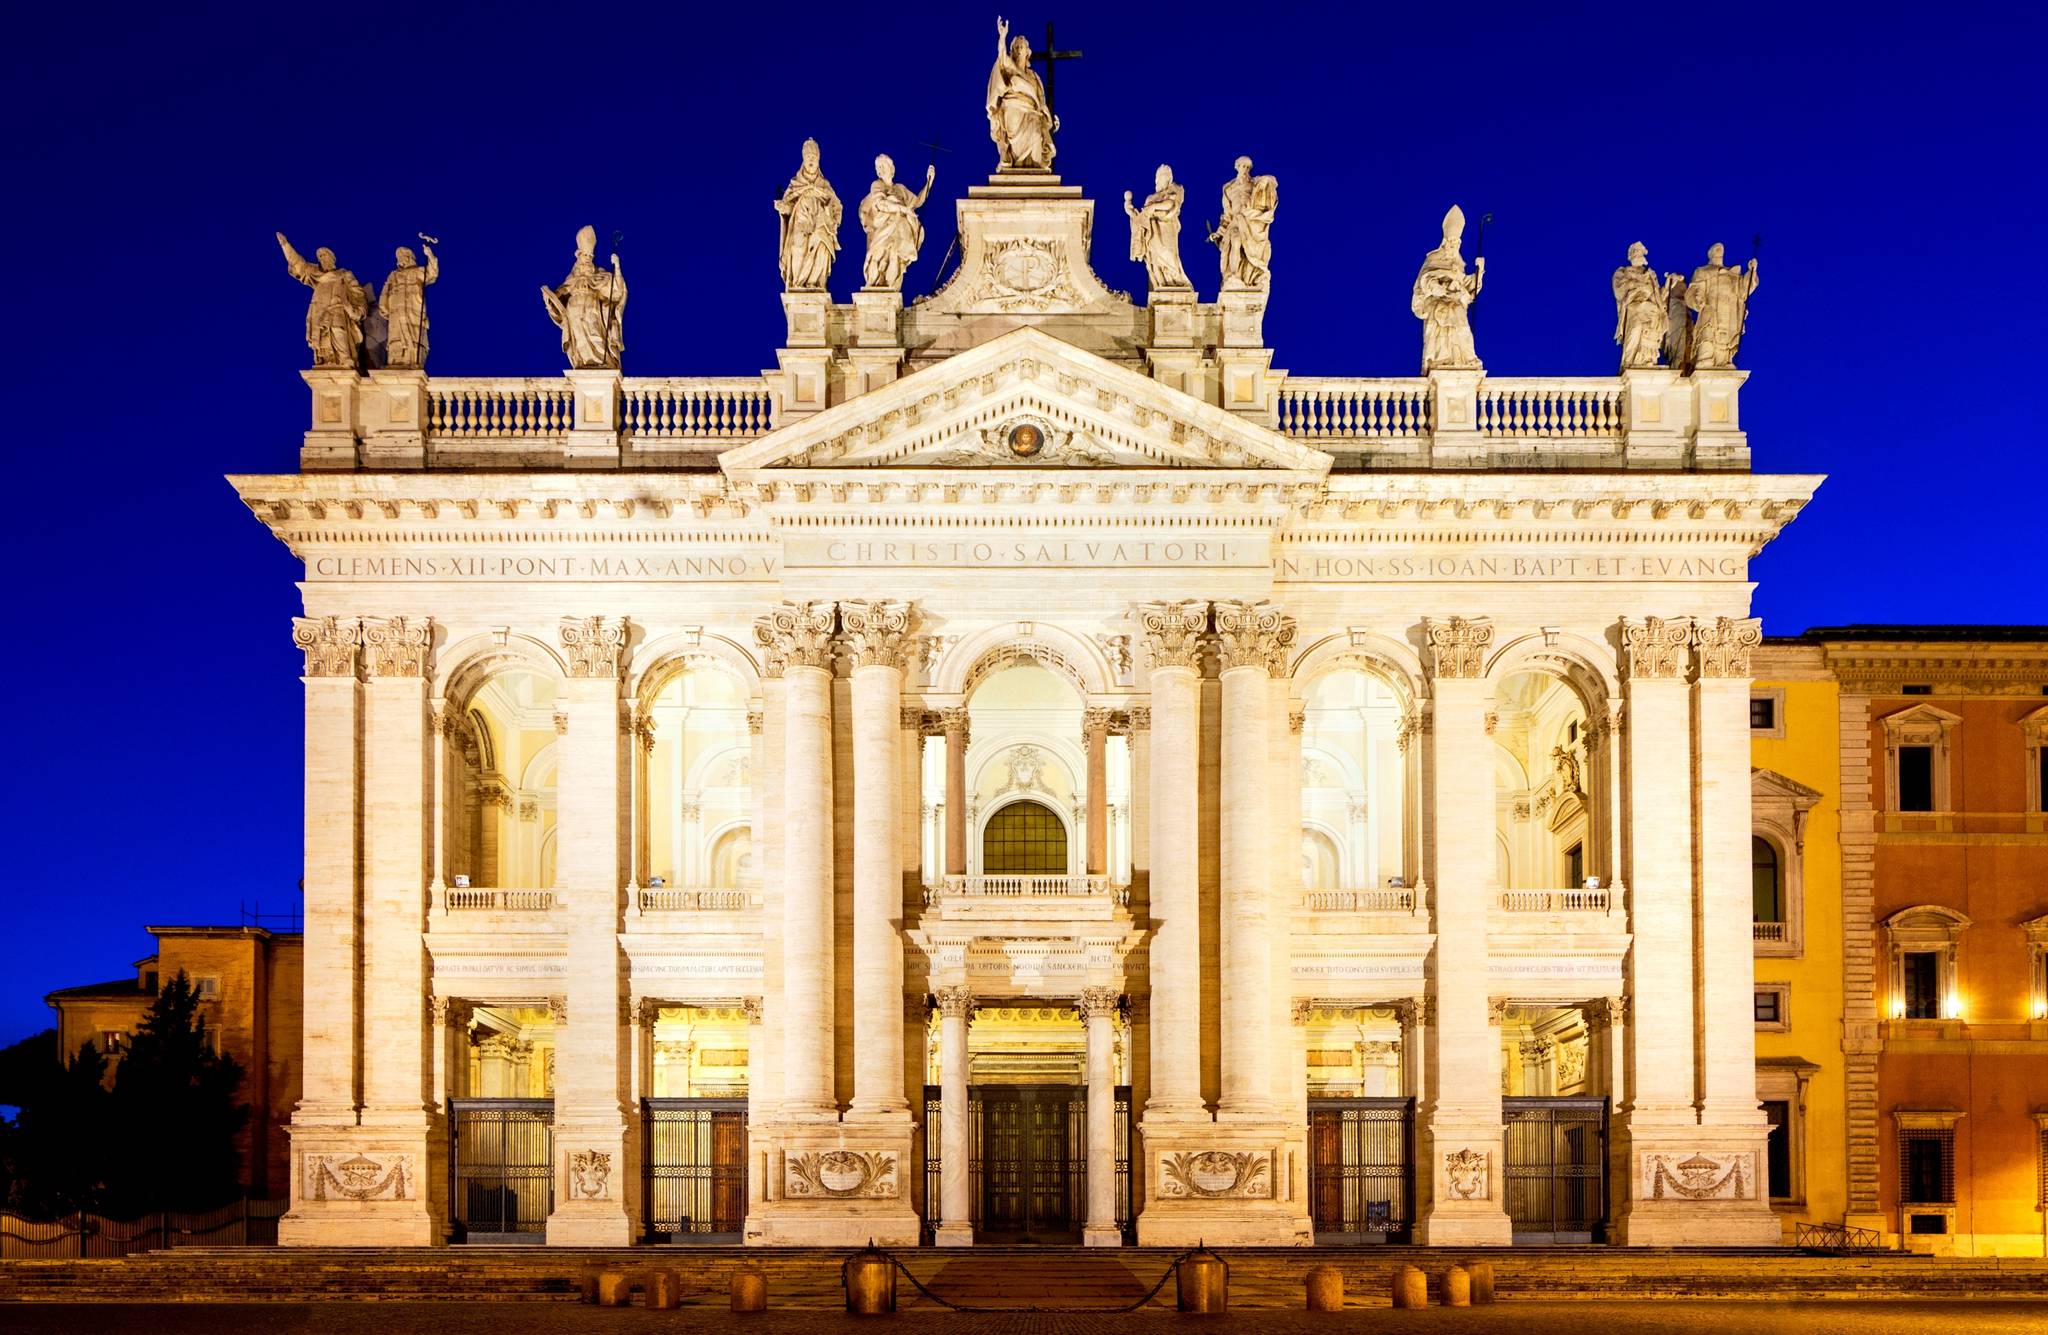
(1662, 272, 1693, 372)
(276, 232, 369, 369)
(1124, 164, 1190, 290)
(1209, 156, 1277, 292)
(775, 138, 842, 291)
(1686, 242, 1759, 369)
(986, 16, 1057, 171)
(859, 153, 935, 292)
(540, 226, 626, 370)
(378, 243, 439, 370)
(1411, 205, 1484, 372)
(1611, 241, 1678, 371)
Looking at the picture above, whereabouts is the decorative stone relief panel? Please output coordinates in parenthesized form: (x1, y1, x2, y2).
(569, 1149, 612, 1199)
(306, 1152, 414, 1202)
(786, 1150, 900, 1199)
(1444, 1147, 1490, 1200)
(1641, 1151, 1754, 1200)
(1157, 1150, 1272, 1199)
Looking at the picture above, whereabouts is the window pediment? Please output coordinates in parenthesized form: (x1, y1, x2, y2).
(1880, 703, 1962, 742)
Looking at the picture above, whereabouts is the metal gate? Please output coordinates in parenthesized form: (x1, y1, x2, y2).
(1307, 1097, 1413, 1241)
(643, 1098, 748, 1242)
(922, 1084, 1131, 1243)
(449, 1098, 554, 1244)
(1502, 1097, 1607, 1243)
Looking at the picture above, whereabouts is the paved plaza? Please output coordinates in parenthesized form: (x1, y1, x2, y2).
(7, 1301, 2045, 1333)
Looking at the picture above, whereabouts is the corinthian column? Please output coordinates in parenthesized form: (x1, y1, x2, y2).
(288, 617, 362, 1136)
(941, 708, 970, 876)
(1084, 708, 1113, 876)
(840, 599, 918, 1120)
(754, 601, 840, 1121)
(934, 986, 974, 1246)
(1080, 987, 1123, 1246)
(1414, 616, 1512, 1245)
(1212, 601, 1294, 1120)
(1134, 600, 1209, 1121)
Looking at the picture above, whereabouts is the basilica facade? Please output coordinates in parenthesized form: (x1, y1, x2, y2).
(241, 59, 1809, 1248)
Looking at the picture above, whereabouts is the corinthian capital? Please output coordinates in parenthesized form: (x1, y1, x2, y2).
(1620, 616, 1692, 680)
(293, 615, 361, 677)
(838, 599, 920, 671)
(560, 616, 628, 679)
(1693, 616, 1763, 679)
(362, 616, 433, 678)
(753, 600, 838, 676)
(1133, 600, 1210, 671)
(935, 986, 976, 1019)
(1078, 987, 1122, 1021)
(1212, 600, 1297, 674)
(1422, 616, 1493, 679)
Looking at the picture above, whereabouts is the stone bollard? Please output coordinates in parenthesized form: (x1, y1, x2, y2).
(1468, 1261, 1495, 1305)
(731, 1267, 768, 1312)
(646, 1269, 682, 1311)
(595, 1271, 632, 1307)
(1304, 1264, 1343, 1311)
(843, 1241, 897, 1315)
(1391, 1265, 1427, 1309)
(1176, 1244, 1228, 1314)
(1441, 1265, 1471, 1308)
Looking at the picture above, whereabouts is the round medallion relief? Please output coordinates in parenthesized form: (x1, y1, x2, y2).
(1007, 423, 1045, 458)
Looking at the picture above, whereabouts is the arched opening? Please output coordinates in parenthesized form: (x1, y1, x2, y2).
(448, 666, 558, 890)
(1298, 665, 1409, 893)
(980, 799, 1068, 874)
(1491, 670, 1597, 892)
(1751, 836, 1782, 924)
(642, 660, 750, 888)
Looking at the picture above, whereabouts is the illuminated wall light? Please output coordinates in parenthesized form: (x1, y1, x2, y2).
(1943, 992, 1963, 1021)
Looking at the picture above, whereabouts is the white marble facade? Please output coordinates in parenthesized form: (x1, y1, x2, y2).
(244, 128, 1805, 1249)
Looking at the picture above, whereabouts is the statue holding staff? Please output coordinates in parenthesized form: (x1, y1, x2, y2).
(1611, 241, 1676, 370)
(378, 242, 439, 369)
(775, 138, 843, 291)
(1411, 205, 1484, 371)
(1124, 164, 1189, 290)
(859, 153, 935, 291)
(276, 232, 368, 368)
(1685, 241, 1759, 368)
(541, 225, 626, 370)
(986, 16, 1057, 171)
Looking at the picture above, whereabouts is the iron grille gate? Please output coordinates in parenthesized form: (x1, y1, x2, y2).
(449, 1098, 553, 1244)
(1307, 1097, 1413, 1241)
(922, 1084, 1132, 1243)
(643, 1098, 748, 1242)
(1502, 1096, 1608, 1243)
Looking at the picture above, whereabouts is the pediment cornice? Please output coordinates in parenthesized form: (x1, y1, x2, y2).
(719, 326, 1331, 477)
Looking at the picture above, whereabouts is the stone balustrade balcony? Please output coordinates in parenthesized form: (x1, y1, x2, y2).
(443, 886, 556, 912)
(921, 873, 1129, 923)
(636, 885, 757, 912)
(1302, 886, 1418, 914)
(1752, 920, 1791, 944)
(1498, 886, 1614, 913)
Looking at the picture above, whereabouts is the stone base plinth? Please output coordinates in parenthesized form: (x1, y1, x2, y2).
(747, 1120, 921, 1247)
(280, 1122, 444, 1247)
(1610, 1127, 1781, 1246)
(1134, 1120, 1310, 1246)
(1082, 1223, 1124, 1247)
(933, 1222, 975, 1247)
(1414, 1114, 1512, 1246)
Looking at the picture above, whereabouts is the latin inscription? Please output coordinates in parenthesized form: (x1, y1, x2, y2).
(792, 538, 1258, 569)
(308, 554, 777, 581)
(1277, 552, 1746, 582)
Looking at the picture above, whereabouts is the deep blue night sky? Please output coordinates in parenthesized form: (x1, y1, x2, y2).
(1, 2, 2041, 1043)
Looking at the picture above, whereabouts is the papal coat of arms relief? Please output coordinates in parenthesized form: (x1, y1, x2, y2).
(973, 239, 1082, 311)
(786, 1149, 899, 1199)
(1157, 1150, 1272, 1199)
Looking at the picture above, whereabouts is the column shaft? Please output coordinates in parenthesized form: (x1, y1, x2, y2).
(1083, 996, 1120, 1245)
(360, 672, 430, 1124)
(936, 994, 973, 1245)
(850, 663, 907, 1118)
(1696, 667, 1765, 1124)
(1623, 677, 1696, 1116)
(944, 713, 969, 876)
(299, 669, 361, 1120)
(1144, 665, 1203, 1118)
(1218, 664, 1273, 1117)
(1085, 711, 1110, 875)
(782, 664, 837, 1118)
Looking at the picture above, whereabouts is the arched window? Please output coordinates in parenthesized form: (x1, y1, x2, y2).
(1751, 836, 1782, 924)
(981, 800, 1067, 874)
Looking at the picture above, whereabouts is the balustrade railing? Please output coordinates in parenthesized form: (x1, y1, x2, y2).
(638, 886, 754, 911)
(1274, 378, 1431, 440)
(1752, 920, 1791, 943)
(1303, 887, 1417, 913)
(925, 874, 1129, 906)
(445, 887, 556, 911)
(621, 378, 776, 440)
(1498, 886, 1612, 913)
(427, 378, 574, 439)
(1477, 379, 1625, 439)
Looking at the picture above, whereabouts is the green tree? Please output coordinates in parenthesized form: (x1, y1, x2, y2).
(105, 973, 248, 1215)
(3, 1034, 113, 1217)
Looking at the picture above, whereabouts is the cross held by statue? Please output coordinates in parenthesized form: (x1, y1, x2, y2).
(1030, 21, 1082, 117)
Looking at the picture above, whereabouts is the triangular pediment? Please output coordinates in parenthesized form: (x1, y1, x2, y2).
(1751, 766, 1823, 811)
(719, 327, 1331, 476)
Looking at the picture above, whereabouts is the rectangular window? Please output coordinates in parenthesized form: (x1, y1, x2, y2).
(2038, 747, 2047, 813)
(1901, 1130, 1954, 1204)
(1754, 990, 1781, 1025)
(194, 976, 221, 999)
(98, 1030, 128, 1052)
(1750, 697, 1776, 730)
(1897, 746, 1935, 812)
(1565, 842, 1584, 887)
(1901, 952, 1941, 1019)
(1762, 1099, 1792, 1200)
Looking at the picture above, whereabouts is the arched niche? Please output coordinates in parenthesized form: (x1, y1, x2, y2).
(1297, 659, 1414, 891)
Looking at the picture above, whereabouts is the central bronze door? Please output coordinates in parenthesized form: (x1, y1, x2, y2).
(975, 1084, 1083, 1242)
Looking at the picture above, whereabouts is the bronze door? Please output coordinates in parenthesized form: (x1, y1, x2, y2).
(976, 1084, 1082, 1242)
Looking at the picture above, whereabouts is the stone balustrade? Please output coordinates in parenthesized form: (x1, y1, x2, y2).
(1476, 378, 1625, 439)
(1752, 920, 1790, 943)
(925, 874, 1128, 907)
(621, 378, 777, 440)
(428, 378, 575, 438)
(637, 885, 755, 911)
(1302, 886, 1418, 913)
(1273, 378, 1432, 440)
(445, 886, 556, 911)
(1498, 886, 1613, 913)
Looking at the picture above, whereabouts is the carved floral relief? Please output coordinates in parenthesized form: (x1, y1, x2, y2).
(786, 1150, 899, 1199)
(1158, 1150, 1271, 1199)
(306, 1152, 413, 1202)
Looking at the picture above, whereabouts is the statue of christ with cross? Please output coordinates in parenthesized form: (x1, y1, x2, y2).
(986, 16, 1064, 171)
